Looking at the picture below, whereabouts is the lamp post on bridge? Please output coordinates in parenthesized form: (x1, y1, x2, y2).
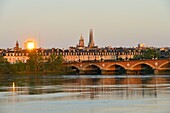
(154, 62, 158, 97)
(126, 63, 130, 75)
(154, 62, 158, 75)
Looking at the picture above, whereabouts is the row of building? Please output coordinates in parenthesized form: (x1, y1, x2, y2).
(0, 29, 170, 64)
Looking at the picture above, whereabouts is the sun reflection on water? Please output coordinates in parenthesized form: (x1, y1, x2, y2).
(12, 82, 15, 92)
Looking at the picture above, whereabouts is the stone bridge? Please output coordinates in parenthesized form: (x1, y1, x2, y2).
(66, 59, 170, 75)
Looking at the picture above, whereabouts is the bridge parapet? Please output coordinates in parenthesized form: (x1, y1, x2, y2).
(67, 59, 170, 75)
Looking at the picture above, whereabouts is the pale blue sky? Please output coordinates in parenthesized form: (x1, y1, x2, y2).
(0, 0, 170, 48)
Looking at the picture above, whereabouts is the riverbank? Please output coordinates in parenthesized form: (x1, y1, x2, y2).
(0, 70, 76, 76)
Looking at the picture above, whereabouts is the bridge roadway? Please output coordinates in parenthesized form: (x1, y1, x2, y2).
(66, 59, 170, 75)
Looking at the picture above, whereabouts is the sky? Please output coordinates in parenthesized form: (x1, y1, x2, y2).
(0, 0, 170, 49)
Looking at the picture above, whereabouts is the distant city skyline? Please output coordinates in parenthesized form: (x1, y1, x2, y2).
(0, 0, 170, 49)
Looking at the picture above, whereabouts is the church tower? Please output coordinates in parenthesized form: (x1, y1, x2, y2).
(79, 34, 84, 47)
(88, 29, 95, 48)
(14, 40, 19, 51)
(16, 40, 19, 48)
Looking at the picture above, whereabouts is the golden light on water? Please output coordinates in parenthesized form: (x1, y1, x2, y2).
(12, 82, 15, 92)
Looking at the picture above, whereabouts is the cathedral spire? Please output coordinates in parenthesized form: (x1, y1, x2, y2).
(14, 40, 19, 51)
(16, 40, 19, 48)
(88, 29, 95, 48)
(80, 33, 83, 39)
(79, 34, 84, 47)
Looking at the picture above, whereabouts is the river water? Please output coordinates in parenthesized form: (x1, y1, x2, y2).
(0, 75, 170, 113)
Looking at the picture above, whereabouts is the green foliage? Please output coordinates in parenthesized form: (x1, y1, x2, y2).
(143, 48, 160, 59)
(26, 52, 44, 72)
(13, 61, 26, 72)
(118, 57, 123, 61)
(0, 56, 14, 74)
(132, 48, 160, 60)
(24, 52, 68, 74)
(0, 51, 70, 75)
(45, 54, 64, 72)
(133, 55, 143, 60)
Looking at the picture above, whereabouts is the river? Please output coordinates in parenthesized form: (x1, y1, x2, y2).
(0, 75, 170, 113)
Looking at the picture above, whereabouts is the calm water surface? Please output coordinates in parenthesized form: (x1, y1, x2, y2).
(0, 75, 170, 113)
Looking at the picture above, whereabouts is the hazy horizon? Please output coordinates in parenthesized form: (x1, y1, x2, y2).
(0, 0, 170, 49)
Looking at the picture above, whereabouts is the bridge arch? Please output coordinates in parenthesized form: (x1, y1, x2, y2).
(107, 63, 127, 69)
(158, 61, 170, 74)
(69, 65, 80, 75)
(130, 62, 155, 75)
(131, 62, 155, 69)
(106, 63, 127, 75)
(82, 64, 102, 75)
(83, 64, 102, 70)
(158, 61, 170, 68)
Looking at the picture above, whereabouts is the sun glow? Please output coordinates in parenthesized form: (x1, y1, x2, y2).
(26, 41, 35, 50)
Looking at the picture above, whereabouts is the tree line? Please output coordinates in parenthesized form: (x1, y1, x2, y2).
(133, 48, 160, 60)
(0, 52, 72, 75)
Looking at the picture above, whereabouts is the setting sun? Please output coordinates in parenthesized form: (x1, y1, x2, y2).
(26, 41, 35, 50)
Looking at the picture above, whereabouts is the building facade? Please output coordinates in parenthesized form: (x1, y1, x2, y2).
(3, 29, 148, 64)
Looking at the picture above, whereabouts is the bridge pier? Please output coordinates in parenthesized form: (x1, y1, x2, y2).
(126, 70, 131, 75)
(154, 69, 159, 75)
(101, 70, 113, 75)
(101, 70, 127, 75)
(126, 70, 140, 75)
(79, 70, 102, 75)
(79, 70, 85, 75)
(154, 69, 170, 75)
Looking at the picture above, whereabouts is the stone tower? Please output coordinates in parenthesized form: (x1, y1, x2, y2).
(79, 34, 84, 47)
(88, 29, 95, 48)
(14, 40, 19, 51)
(16, 41, 19, 48)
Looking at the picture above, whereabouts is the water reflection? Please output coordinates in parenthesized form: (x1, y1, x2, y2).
(0, 75, 169, 98)
(0, 75, 170, 113)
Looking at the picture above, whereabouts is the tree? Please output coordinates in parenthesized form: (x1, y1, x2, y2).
(45, 54, 64, 72)
(12, 61, 26, 73)
(143, 48, 159, 59)
(0, 56, 14, 74)
(26, 52, 44, 72)
(133, 55, 142, 60)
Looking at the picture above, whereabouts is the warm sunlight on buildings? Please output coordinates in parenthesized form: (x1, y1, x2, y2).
(25, 41, 36, 50)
